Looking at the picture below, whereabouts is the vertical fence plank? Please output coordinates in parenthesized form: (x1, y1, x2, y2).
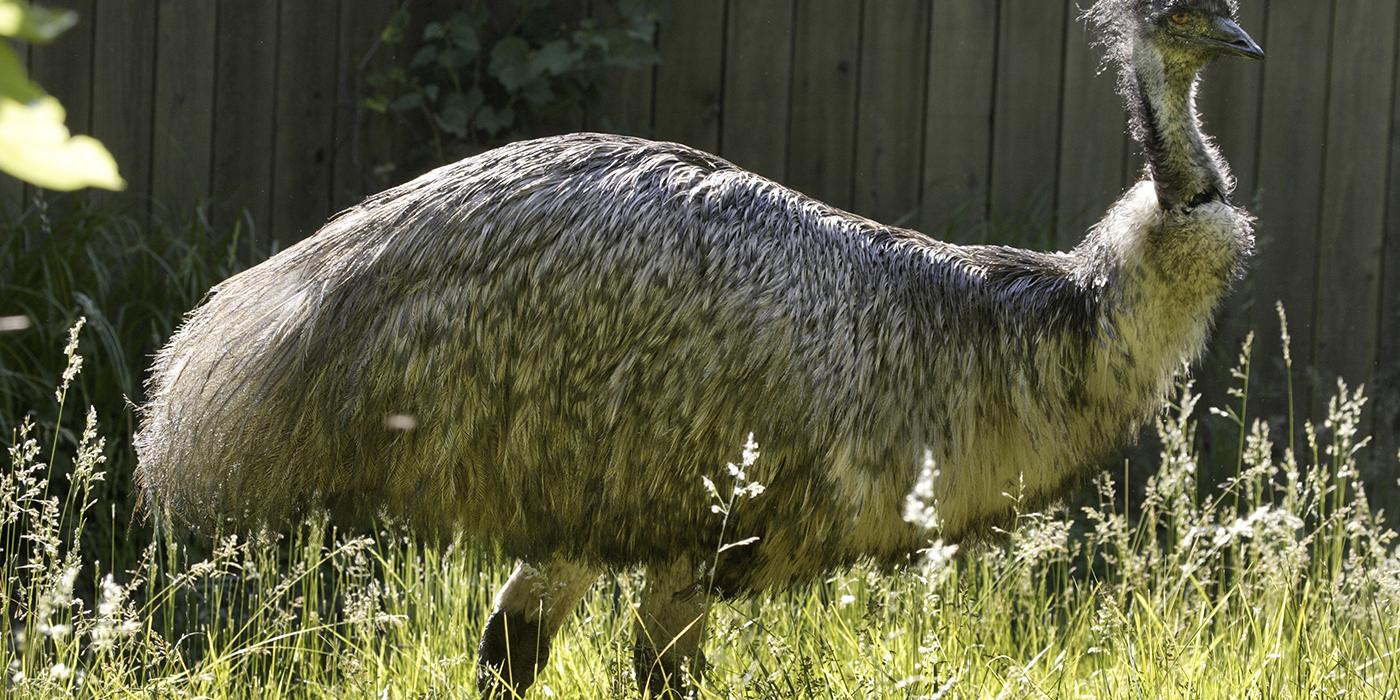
(332, 0, 397, 211)
(1249, 0, 1330, 419)
(271, 0, 342, 245)
(989, 1, 1066, 238)
(720, 0, 793, 181)
(90, 0, 156, 217)
(150, 0, 217, 220)
(1313, 0, 1397, 406)
(852, 0, 927, 224)
(786, 0, 860, 209)
(1375, 11, 1400, 504)
(211, 0, 278, 240)
(588, 1, 656, 136)
(920, 0, 998, 242)
(1054, 9, 1126, 248)
(653, 1, 725, 153)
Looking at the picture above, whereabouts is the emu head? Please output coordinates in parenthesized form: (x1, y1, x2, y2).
(1089, 0, 1264, 71)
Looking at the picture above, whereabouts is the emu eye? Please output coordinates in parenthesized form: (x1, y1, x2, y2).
(1169, 11, 1192, 26)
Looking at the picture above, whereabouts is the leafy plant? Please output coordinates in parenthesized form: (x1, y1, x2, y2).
(0, 0, 122, 191)
(364, 0, 666, 163)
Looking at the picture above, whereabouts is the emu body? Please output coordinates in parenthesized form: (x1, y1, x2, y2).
(136, 0, 1261, 693)
(137, 135, 1238, 578)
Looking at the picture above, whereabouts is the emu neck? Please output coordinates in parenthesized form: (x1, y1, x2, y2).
(1129, 43, 1229, 209)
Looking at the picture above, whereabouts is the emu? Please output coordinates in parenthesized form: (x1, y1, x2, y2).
(135, 0, 1262, 695)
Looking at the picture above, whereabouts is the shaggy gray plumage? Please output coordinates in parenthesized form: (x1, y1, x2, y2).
(135, 0, 1261, 694)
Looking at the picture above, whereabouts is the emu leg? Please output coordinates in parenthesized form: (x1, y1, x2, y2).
(633, 560, 711, 698)
(477, 559, 598, 697)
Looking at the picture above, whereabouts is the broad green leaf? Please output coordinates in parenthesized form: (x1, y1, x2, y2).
(446, 14, 479, 57)
(0, 0, 77, 43)
(0, 3, 19, 36)
(520, 79, 553, 106)
(489, 36, 538, 92)
(410, 45, 437, 69)
(389, 92, 423, 112)
(473, 104, 513, 136)
(0, 43, 41, 102)
(531, 39, 580, 77)
(380, 8, 409, 43)
(0, 96, 124, 191)
(362, 95, 390, 114)
(435, 90, 477, 137)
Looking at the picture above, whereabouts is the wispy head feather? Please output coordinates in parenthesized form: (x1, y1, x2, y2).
(1085, 0, 1242, 68)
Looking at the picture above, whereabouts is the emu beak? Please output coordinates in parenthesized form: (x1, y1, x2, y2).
(1201, 17, 1265, 60)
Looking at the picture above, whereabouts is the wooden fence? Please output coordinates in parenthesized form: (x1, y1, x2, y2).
(6, 0, 1399, 481)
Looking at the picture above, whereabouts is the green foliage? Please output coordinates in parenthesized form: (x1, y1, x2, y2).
(364, 0, 666, 162)
(0, 0, 122, 191)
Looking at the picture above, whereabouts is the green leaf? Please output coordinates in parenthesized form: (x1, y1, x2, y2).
(489, 37, 538, 92)
(0, 0, 77, 44)
(422, 21, 445, 41)
(446, 14, 479, 57)
(0, 2, 21, 36)
(531, 39, 580, 77)
(380, 8, 410, 44)
(473, 104, 514, 136)
(520, 79, 554, 106)
(410, 45, 438, 69)
(0, 96, 124, 191)
(437, 47, 466, 71)
(362, 95, 390, 114)
(0, 43, 41, 102)
(605, 31, 660, 69)
(435, 89, 480, 138)
(389, 93, 423, 112)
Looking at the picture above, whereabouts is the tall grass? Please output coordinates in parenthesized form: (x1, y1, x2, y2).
(2, 301, 1396, 697)
(0, 200, 270, 567)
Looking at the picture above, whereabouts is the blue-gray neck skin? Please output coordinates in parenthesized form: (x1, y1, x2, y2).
(1127, 39, 1231, 210)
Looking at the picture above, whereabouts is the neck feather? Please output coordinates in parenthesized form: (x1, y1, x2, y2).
(1127, 41, 1231, 209)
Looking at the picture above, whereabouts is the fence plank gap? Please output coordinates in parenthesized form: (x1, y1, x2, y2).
(271, 0, 343, 245)
(151, 0, 217, 222)
(852, 0, 928, 225)
(720, 0, 794, 181)
(211, 0, 278, 245)
(921, 0, 998, 243)
(989, 0, 1067, 246)
(785, 0, 861, 210)
(653, 1, 726, 153)
(90, 0, 156, 220)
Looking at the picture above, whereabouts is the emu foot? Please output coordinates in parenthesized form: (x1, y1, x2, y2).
(476, 608, 548, 697)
